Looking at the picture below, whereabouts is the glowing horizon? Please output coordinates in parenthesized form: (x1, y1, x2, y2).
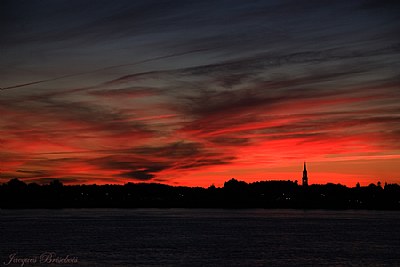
(1, 0, 399, 187)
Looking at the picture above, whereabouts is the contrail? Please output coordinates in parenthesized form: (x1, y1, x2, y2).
(0, 48, 211, 92)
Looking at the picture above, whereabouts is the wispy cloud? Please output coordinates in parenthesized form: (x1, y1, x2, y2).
(1, 0, 399, 186)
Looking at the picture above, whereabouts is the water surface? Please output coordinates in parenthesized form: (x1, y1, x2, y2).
(1, 209, 399, 266)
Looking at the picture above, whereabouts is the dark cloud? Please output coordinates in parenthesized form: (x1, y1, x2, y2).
(119, 164, 170, 181)
(132, 142, 203, 159)
(84, 141, 239, 182)
(1, 0, 399, 184)
(176, 157, 236, 170)
(88, 87, 161, 97)
(120, 170, 154, 180)
(209, 137, 250, 146)
(360, 0, 400, 9)
(0, 96, 156, 144)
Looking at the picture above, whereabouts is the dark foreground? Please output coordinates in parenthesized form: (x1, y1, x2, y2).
(1, 209, 400, 267)
(1, 178, 400, 209)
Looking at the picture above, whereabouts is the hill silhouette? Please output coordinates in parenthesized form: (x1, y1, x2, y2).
(1, 178, 399, 209)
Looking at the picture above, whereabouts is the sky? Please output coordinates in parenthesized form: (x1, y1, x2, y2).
(0, 0, 399, 187)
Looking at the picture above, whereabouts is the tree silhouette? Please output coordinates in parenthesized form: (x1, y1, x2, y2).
(0, 178, 399, 209)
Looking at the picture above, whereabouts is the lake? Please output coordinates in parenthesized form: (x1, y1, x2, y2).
(1, 209, 399, 266)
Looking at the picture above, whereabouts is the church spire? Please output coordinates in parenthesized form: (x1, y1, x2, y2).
(302, 162, 308, 186)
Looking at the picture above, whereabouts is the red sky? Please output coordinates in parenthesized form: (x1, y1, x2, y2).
(1, 0, 399, 187)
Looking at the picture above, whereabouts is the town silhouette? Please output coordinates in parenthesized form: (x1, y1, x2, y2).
(1, 163, 399, 209)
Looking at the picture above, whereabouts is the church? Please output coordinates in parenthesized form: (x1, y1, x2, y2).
(302, 162, 308, 186)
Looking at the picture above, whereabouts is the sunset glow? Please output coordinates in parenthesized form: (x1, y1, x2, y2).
(1, 0, 399, 187)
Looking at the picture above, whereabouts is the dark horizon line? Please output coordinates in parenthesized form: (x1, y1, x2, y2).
(0, 177, 394, 189)
(1, 177, 400, 210)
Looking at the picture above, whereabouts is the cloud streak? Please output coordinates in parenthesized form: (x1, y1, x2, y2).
(1, 0, 399, 186)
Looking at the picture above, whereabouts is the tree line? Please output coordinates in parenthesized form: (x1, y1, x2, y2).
(1, 178, 399, 209)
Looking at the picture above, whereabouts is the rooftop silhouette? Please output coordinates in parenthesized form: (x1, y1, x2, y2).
(0, 177, 399, 209)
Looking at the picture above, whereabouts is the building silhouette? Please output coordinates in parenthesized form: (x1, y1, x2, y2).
(302, 162, 308, 186)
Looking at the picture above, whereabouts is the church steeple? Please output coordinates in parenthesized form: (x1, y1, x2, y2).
(302, 162, 308, 186)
